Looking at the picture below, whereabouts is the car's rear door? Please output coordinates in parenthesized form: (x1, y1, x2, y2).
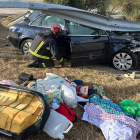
(33, 14, 68, 57)
(29, 14, 62, 36)
(29, 15, 45, 35)
(66, 21, 109, 66)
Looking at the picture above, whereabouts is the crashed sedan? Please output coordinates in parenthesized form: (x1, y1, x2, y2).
(5, 2, 140, 70)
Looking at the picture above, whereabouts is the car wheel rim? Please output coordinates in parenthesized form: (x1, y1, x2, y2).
(23, 42, 31, 56)
(113, 53, 132, 70)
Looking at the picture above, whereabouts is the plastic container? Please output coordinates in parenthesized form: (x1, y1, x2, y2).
(45, 89, 62, 101)
(76, 86, 88, 98)
(53, 89, 62, 100)
(47, 98, 60, 109)
(43, 109, 73, 139)
(43, 92, 54, 99)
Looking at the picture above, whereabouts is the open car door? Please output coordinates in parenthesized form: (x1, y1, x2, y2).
(66, 21, 109, 67)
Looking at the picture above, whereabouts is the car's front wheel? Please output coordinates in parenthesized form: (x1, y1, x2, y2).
(112, 49, 138, 70)
(21, 39, 33, 56)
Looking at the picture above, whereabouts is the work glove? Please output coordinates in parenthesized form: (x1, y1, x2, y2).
(51, 57, 64, 68)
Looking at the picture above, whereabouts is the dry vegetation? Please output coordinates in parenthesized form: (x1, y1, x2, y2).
(1, 15, 140, 140)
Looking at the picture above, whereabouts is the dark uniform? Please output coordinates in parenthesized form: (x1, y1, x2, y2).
(29, 30, 63, 68)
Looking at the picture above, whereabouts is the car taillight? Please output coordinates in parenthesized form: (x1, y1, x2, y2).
(9, 27, 10, 31)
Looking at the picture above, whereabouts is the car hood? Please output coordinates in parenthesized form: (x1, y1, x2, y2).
(109, 31, 140, 52)
(111, 31, 140, 42)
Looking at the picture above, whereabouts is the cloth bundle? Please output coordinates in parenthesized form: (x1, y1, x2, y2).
(83, 103, 140, 140)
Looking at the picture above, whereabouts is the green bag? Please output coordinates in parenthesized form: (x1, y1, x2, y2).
(119, 99, 140, 117)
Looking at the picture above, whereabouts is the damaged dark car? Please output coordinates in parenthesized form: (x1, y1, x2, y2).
(7, 5, 140, 70)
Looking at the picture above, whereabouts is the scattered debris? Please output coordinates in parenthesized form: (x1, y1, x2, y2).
(127, 70, 140, 74)
(115, 76, 122, 81)
(136, 92, 140, 96)
(124, 72, 135, 79)
(1, 72, 140, 140)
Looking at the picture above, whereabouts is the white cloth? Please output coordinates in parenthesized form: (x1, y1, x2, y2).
(82, 111, 100, 128)
(82, 105, 132, 140)
(100, 120, 132, 140)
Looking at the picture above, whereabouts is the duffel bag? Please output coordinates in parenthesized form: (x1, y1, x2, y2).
(56, 102, 77, 122)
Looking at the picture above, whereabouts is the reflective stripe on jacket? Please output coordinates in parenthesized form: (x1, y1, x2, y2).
(29, 30, 63, 61)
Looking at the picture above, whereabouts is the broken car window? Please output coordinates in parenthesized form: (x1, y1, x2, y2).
(66, 21, 100, 36)
(41, 15, 65, 29)
(30, 16, 43, 26)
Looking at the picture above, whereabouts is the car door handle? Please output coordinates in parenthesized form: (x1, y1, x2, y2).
(74, 41, 81, 45)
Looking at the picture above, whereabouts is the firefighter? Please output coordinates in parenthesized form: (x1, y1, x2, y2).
(27, 24, 64, 68)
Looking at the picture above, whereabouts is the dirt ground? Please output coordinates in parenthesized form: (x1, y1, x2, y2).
(1, 14, 140, 140)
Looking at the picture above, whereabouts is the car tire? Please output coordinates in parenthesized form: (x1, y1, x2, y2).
(21, 39, 33, 56)
(112, 49, 138, 70)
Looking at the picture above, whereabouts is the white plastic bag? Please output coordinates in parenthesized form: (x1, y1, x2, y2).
(45, 73, 60, 79)
(38, 73, 65, 90)
(60, 84, 77, 108)
(35, 73, 77, 107)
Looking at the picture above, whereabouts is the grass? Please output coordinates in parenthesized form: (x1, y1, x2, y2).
(0, 15, 140, 140)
